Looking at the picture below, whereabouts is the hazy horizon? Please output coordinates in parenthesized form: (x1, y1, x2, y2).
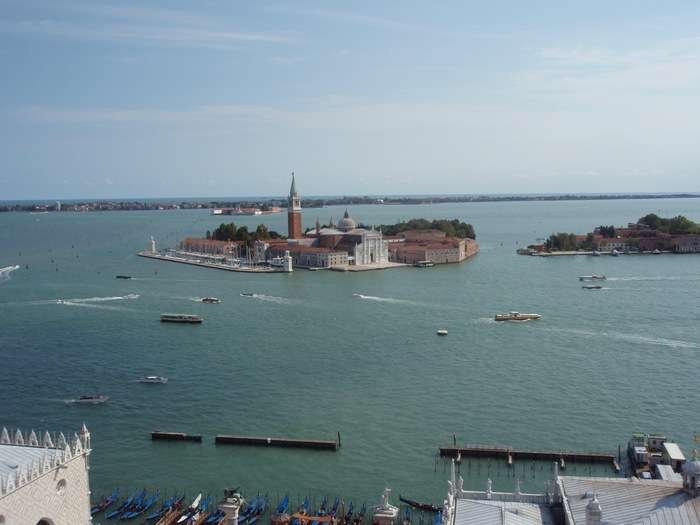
(2, 1, 700, 199)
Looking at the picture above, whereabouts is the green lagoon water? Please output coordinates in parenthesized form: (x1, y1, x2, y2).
(1, 198, 699, 505)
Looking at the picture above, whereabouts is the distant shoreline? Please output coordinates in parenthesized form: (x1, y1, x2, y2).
(1, 192, 699, 213)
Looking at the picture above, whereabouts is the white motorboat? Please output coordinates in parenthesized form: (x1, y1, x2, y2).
(138, 376, 168, 384)
(436, 329, 449, 336)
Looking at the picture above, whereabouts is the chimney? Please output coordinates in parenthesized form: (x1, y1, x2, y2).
(585, 494, 602, 525)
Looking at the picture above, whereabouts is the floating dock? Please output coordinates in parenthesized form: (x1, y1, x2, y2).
(215, 434, 340, 450)
(151, 431, 202, 442)
(440, 445, 617, 470)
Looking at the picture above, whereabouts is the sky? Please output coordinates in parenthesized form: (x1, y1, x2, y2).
(1, 1, 700, 199)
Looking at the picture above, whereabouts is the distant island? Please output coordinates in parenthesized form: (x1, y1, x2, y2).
(520, 214, 700, 255)
(3, 192, 699, 213)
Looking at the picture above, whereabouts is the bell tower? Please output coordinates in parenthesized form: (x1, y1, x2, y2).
(287, 172, 303, 239)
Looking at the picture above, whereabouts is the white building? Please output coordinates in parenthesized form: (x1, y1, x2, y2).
(0, 424, 92, 525)
(314, 210, 389, 266)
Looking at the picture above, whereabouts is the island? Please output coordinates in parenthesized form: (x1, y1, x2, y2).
(519, 214, 700, 255)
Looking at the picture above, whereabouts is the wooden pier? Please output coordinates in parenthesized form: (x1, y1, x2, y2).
(440, 444, 617, 469)
(151, 431, 202, 442)
(215, 433, 340, 451)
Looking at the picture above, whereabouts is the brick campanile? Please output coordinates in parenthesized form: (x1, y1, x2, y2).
(287, 172, 303, 239)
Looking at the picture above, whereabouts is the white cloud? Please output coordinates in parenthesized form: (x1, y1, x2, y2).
(264, 5, 425, 32)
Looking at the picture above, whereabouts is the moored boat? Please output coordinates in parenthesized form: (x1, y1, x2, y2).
(494, 312, 541, 322)
(398, 495, 440, 513)
(160, 314, 203, 324)
(414, 260, 435, 268)
(91, 489, 119, 515)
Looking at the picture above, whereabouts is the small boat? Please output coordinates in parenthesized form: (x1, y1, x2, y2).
(399, 496, 440, 513)
(177, 493, 202, 524)
(433, 511, 442, 525)
(652, 249, 661, 255)
(494, 312, 541, 322)
(69, 394, 109, 404)
(582, 284, 603, 290)
(352, 503, 366, 525)
(240, 292, 255, 297)
(414, 260, 435, 268)
(291, 496, 310, 525)
(146, 494, 185, 521)
(201, 297, 220, 304)
(160, 314, 203, 324)
(591, 250, 601, 256)
(115, 275, 132, 279)
(610, 249, 621, 257)
(91, 489, 119, 515)
(402, 507, 412, 525)
(138, 375, 168, 384)
(106, 489, 145, 520)
(436, 329, 448, 336)
(579, 275, 606, 281)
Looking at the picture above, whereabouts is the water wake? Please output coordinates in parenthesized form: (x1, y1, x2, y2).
(0, 265, 20, 284)
(352, 293, 417, 305)
(545, 327, 699, 350)
(242, 293, 291, 304)
(607, 275, 700, 282)
(66, 294, 140, 303)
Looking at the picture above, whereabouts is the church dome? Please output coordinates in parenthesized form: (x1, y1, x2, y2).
(683, 461, 700, 476)
(338, 209, 357, 231)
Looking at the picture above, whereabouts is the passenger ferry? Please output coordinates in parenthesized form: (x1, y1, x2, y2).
(494, 312, 541, 322)
(160, 314, 203, 324)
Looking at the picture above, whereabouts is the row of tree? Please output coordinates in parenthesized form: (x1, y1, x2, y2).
(206, 222, 283, 242)
(373, 218, 476, 239)
(638, 214, 700, 234)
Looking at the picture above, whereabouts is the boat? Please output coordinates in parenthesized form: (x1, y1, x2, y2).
(106, 489, 145, 520)
(610, 249, 621, 257)
(160, 314, 203, 324)
(146, 494, 185, 521)
(582, 284, 603, 290)
(68, 394, 109, 404)
(177, 493, 202, 524)
(402, 507, 412, 525)
(247, 496, 268, 525)
(121, 489, 160, 519)
(0, 265, 20, 274)
(291, 496, 310, 525)
(115, 275, 132, 279)
(436, 329, 448, 336)
(91, 489, 119, 515)
(240, 292, 255, 297)
(201, 297, 220, 304)
(352, 503, 366, 525)
(398, 496, 440, 513)
(494, 312, 541, 322)
(414, 260, 435, 268)
(579, 275, 606, 281)
(653, 249, 661, 255)
(343, 502, 354, 525)
(591, 250, 601, 256)
(138, 375, 168, 384)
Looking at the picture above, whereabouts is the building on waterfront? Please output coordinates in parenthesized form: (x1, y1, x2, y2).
(287, 173, 303, 240)
(179, 238, 241, 257)
(0, 424, 92, 525)
(439, 457, 700, 525)
(387, 230, 478, 265)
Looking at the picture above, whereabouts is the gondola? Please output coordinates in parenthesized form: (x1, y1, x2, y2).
(398, 495, 440, 513)
(91, 489, 119, 515)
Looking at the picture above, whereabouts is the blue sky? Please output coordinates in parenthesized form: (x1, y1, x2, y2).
(1, 1, 700, 199)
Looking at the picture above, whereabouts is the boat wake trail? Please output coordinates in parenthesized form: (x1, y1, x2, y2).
(242, 293, 292, 305)
(607, 275, 700, 282)
(352, 293, 417, 305)
(545, 327, 699, 350)
(66, 294, 140, 303)
(0, 265, 20, 284)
